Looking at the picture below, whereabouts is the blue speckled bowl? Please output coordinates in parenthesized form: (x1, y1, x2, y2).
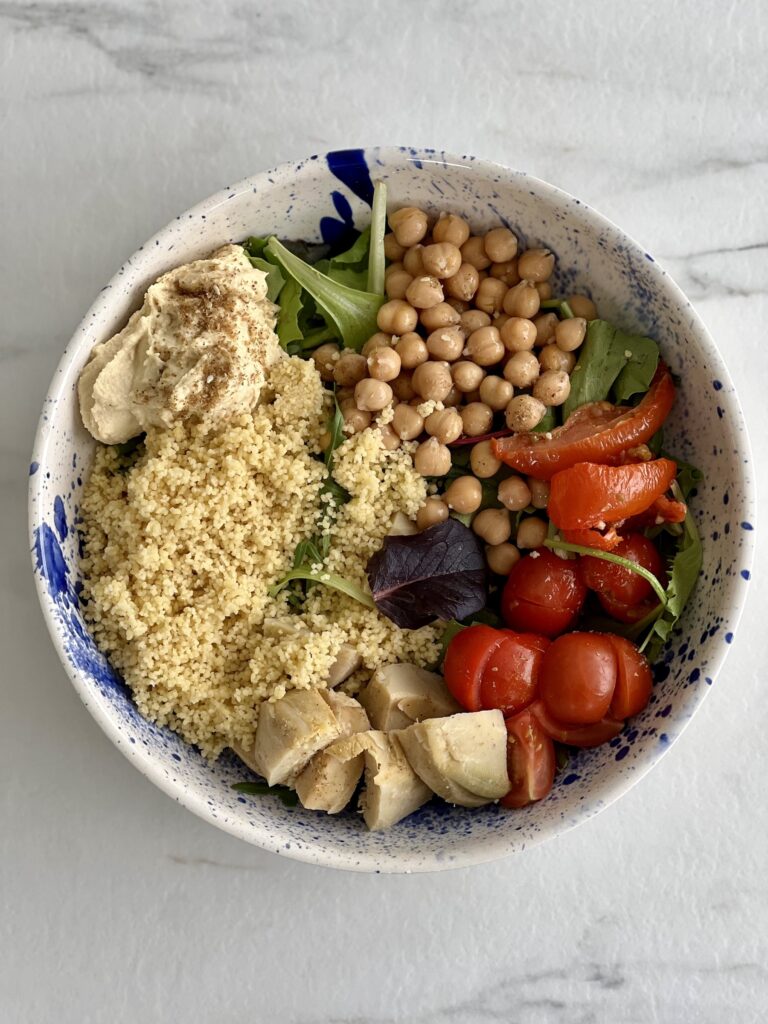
(29, 148, 755, 872)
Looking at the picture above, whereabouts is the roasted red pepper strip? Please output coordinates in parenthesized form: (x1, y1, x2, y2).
(548, 458, 678, 531)
(492, 363, 675, 480)
(624, 494, 687, 529)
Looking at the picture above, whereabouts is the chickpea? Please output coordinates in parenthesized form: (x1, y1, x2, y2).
(486, 542, 521, 575)
(395, 332, 428, 369)
(385, 260, 404, 278)
(538, 344, 575, 374)
(535, 281, 553, 300)
(336, 387, 355, 405)
(355, 378, 393, 412)
(503, 351, 540, 388)
(391, 371, 416, 402)
(342, 405, 372, 434)
(533, 312, 559, 347)
(473, 508, 512, 545)
(422, 242, 462, 280)
(494, 313, 510, 330)
(528, 477, 550, 509)
(378, 423, 401, 451)
(385, 269, 414, 300)
(443, 385, 463, 407)
(420, 301, 461, 332)
(502, 280, 541, 319)
(432, 212, 471, 248)
(505, 394, 546, 432)
(460, 235, 492, 270)
(518, 248, 555, 282)
(567, 294, 598, 320)
(459, 309, 491, 334)
(445, 297, 470, 314)
(392, 403, 424, 441)
(444, 262, 480, 302)
(452, 360, 486, 393)
(498, 476, 532, 511)
(490, 260, 520, 286)
(405, 275, 444, 310)
(334, 352, 368, 387)
(516, 516, 548, 550)
(368, 346, 401, 381)
(533, 369, 571, 407)
(414, 437, 452, 477)
(424, 407, 463, 444)
(389, 207, 429, 248)
(403, 245, 426, 277)
(412, 360, 453, 402)
(483, 227, 519, 263)
(362, 332, 393, 357)
(555, 316, 587, 352)
(474, 277, 508, 316)
(463, 388, 481, 404)
(311, 342, 340, 382)
(416, 497, 449, 530)
(377, 299, 418, 335)
(470, 439, 502, 478)
(383, 232, 406, 262)
(479, 375, 514, 411)
(445, 476, 483, 515)
(461, 402, 494, 437)
(427, 325, 466, 362)
(466, 325, 505, 366)
(500, 317, 537, 352)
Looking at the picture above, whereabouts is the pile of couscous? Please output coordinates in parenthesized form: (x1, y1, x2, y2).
(80, 355, 439, 757)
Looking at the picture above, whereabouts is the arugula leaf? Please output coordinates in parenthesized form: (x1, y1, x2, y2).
(269, 567, 375, 608)
(367, 180, 387, 295)
(539, 299, 574, 319)
(324, 395, 346, 469)
(266, 237, 385, 351)
(231, 781, 298, 807)
(671, 458, 704, 501)
(319, 227, 372, 291)
(640, 486, 703, 661)
(275, 277, 304, 348)
(563, 320, 660, 419)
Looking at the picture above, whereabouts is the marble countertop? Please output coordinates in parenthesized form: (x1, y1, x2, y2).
(2, 1, 767, 1021)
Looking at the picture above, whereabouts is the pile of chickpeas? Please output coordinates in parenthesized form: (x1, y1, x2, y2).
(312, 206, 599, 578)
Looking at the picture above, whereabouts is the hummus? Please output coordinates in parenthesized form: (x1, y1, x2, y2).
(78, 244, 281, 443)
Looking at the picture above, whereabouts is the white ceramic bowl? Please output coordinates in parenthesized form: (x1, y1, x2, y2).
(29, 148, 755, 872)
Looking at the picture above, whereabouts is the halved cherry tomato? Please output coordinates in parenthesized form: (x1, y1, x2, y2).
(529, 699, 625, 748)
(539, 632, 617, 724)
(501, 549, 587, 638)
(480, 632, 550, 716)
(443, 625, 549, 715)
(501, 709, 556, 808)
(442, 625, 505, 711)
(609, 635, 653, 719)
(581, 533, 666, 623)
(548, 459, 678, 531)
(493, 362, 675, 479)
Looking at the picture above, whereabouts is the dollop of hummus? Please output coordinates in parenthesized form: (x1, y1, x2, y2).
(78, 244, 282, 443)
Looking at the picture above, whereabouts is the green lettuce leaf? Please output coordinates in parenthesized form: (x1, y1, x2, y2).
(563, 320, 660, 419)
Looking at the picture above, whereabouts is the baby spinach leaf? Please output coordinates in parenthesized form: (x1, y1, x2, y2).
(367, 518, 488, 629)
(563, 320, 660, 419)
(266, 237, 385, 351)
(533, 407, 557, 433)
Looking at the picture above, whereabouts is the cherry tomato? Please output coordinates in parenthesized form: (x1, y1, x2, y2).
(443, 626, 549, 715)
(501, 549, 587, 638)
(548, 459, 678, 532)
(529, 699, 625, 748)
(539, 632, 617, 724)
(609, 635, 653, 719)
(501, 709, 556, 808)
(480, 632, 550, 716)
(493, 362, 675, 479)
(581, 532, 666, 623)
(442, 625, 505, 711)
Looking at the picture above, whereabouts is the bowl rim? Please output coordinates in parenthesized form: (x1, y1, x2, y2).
(28, 146, 757, 872)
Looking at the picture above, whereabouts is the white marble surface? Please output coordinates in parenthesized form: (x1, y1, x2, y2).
(2, 1, 767, 1021)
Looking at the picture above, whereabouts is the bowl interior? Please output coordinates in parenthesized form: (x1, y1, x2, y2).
(29, 148, 755, 871)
